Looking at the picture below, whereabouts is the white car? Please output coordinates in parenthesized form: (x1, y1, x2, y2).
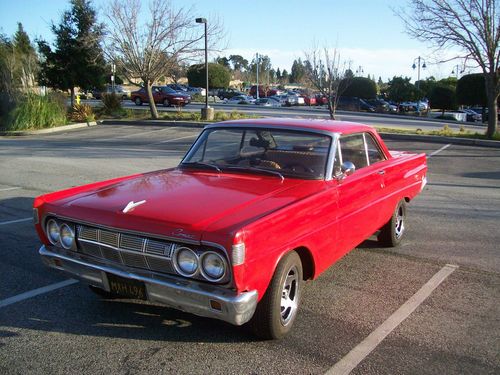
(226, 95, 256, 105)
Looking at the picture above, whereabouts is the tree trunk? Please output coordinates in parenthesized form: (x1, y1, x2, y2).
(484, 73, 498, 138)
(326, 98, 335, 120)
(70, 87, 75, 108)
(145, 81, 159, 119)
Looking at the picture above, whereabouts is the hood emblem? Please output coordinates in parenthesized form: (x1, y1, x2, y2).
(122, 200, 146, 213)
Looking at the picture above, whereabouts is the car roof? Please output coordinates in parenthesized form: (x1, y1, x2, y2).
(209, 118, 376, 135)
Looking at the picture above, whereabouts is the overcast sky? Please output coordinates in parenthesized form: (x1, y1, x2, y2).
(0, 0, 476, 82)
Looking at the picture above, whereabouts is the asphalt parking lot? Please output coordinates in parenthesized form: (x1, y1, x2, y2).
(0, 123, 499, 375)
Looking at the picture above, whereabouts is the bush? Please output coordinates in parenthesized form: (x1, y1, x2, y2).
(101, 93, 122, 115)
(69, 103, 95, 122)
(3, 93, 67, 130)
(187, 63, 230, 89)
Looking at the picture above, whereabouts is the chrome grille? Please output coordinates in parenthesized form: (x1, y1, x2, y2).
(76, 224, 176, 275)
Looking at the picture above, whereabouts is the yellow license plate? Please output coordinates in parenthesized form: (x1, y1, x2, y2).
(107, 273, 147, 300)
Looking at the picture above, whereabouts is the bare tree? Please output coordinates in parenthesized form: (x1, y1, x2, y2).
(304, 48, 351, 119)
(399, 0, 499, 138)
(105, 0, 223, 118)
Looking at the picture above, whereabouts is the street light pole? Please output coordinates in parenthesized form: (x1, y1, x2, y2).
(196, 17, 213, 120)
(256, 53, 259, 100)
(412, 56, 426, 115)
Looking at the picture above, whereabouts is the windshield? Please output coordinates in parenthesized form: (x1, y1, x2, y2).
(181, 127, 332, 179)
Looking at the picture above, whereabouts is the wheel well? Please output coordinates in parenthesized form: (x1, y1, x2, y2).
(294, 246, 315, 281)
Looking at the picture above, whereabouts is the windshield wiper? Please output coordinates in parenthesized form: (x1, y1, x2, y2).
(180, 161, 221, 172)
(224, 166, 284, 181)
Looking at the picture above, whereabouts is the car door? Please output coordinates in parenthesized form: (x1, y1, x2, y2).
(334, 133, 387, 253)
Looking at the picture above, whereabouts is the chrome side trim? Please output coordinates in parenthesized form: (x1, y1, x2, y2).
(39, 245, 258, 326)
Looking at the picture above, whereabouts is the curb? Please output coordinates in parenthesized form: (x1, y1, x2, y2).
(379, 132, 500, 148)
(0, 121, 98, 136)
(100, 119, 207, 128)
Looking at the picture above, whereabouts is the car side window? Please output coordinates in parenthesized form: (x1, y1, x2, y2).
(339, 134, 368, 170)
(365, 133, 385, 165)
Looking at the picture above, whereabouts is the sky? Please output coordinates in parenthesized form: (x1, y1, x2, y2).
(0, 0, 473, 82)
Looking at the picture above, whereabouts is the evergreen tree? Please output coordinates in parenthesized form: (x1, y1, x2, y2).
(38, 0, 106, 105)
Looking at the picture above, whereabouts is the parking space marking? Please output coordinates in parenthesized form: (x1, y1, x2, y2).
(428, 144, 451, 158)
(0, 279, 78, 308)
(0, 217, 32, 226)
(150, 134, 198, 145)
(0, 187, 21, 192)
(325, 264, 458, 375)
(99, 127, 180, 141)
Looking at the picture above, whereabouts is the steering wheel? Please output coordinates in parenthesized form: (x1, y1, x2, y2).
(285, 163, 314, 174)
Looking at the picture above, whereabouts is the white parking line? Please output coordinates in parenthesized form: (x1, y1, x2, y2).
(150, 134, 198, 145)
(325, 264, 458, 375)
(0, 217, 32, 226)
(100, 127, 180, 141)
(0, 279, 78, 308)
(428, 144, 451, 158)
(0, 187, 21, 192)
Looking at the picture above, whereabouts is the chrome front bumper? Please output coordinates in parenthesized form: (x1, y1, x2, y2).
(39, 245, 258, 326)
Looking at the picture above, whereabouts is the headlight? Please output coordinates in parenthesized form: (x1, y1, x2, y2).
(200, 252, 226, 281)
(60, 223, 75, 249)
(46, 219, 60, 244)
(174, 247, 198, 277)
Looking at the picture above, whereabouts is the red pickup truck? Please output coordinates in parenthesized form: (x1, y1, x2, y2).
(34, 119, 427, 339)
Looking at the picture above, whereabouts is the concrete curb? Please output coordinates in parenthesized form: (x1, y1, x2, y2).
(100, 119, 207, 128)
(0, 121, 98, 136)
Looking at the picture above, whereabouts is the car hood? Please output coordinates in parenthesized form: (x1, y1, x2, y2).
(49, 169, 321, 242)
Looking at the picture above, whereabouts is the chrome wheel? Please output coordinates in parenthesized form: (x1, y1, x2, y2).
(280, 265, 300, 325)
(394, 205, 405, 239)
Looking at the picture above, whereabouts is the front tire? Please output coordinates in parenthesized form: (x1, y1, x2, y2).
(134, 97, 142, 106)
(163, 98, 170, 107)
(250, 251, 303, 340)
(378, 200, 407, 247)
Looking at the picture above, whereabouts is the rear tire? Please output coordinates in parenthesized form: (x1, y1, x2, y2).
(249, 251, 303, 340)
(378, 200, 407, 247)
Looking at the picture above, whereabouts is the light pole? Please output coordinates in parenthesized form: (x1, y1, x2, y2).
(255, 53, 260, 100)
(412, 56, 426, 115)
(451, 64, 464, 80)
(356, 65, 364, 76)
(196, 17, 213, 120)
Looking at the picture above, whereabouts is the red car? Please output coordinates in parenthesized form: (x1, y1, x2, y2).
(302, 94, 317, 106)
(34, 119, 427, 339)
(131, 85, 191, 107)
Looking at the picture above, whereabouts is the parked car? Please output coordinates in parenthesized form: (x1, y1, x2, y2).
(254, 97, 281, 107)
(34, 118, 427, 340)
(130, 86, 191, 106)
(92, 85, 130, 100)
(218, 88, 245, 100)
(226, 95, 255, 104)
(458, 109, 482, 122)
(249, 85, 268, 98)
(185, 86, 206, 96)
(337, 97, 375, 112)
(269, 94, 288, 106)
(285, 93, 305, 106)
(302, 95, 317, 106)
(167, 83, 188, 92)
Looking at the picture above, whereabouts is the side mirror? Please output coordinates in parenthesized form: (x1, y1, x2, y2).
(337, 161, 355, 179)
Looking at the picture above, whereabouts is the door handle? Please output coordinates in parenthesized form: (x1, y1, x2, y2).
(378, 170, 386, 175)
